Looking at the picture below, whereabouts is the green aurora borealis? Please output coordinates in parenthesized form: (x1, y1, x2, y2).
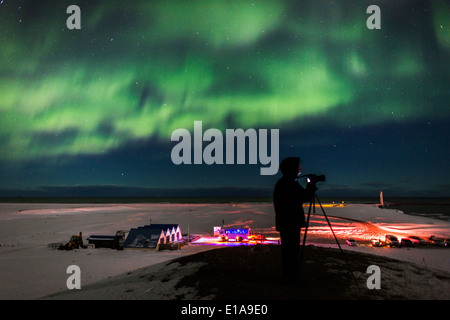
(1, 0, 449, 196)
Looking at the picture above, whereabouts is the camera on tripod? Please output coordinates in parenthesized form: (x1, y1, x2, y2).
(305, 174, 326, 184)
(299, 172, 358, 286)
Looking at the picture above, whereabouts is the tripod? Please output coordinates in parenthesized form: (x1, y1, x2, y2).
(299, 191, 358, 287)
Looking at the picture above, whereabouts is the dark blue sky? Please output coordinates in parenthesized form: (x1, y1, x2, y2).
(0, 0, 449, 198)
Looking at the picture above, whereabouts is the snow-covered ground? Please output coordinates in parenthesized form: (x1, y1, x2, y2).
(0, 202, 449, 299)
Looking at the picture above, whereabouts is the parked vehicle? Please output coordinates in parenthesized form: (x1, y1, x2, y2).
(407, 236, 427, 245)
(217, 228, 250, 242)
(429, 236, 446, 247)
(346, 238, 357, 246)
(58, 232, 86, 251)
(400, 238, 414, 247)
(248, 233, 266, 241)
(370, 238, 383, 247)
(385, 235, 401, 247)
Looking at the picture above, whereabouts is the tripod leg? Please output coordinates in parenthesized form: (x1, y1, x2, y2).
(315, 195, 359, 287)
(299, 195, 314, 269)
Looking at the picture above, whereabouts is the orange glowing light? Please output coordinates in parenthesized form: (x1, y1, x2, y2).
(303, 203, 346, 209)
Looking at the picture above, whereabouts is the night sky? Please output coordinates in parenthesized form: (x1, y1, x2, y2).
(0, 0, 449, 198)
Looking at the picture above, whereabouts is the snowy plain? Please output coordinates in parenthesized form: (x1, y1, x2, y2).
(0, 202, 449, 300)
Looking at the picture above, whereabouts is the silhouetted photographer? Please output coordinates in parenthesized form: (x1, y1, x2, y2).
(273, 157, 316, 285)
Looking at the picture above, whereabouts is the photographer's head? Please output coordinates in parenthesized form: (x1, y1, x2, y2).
(279, 157, 301, 179)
